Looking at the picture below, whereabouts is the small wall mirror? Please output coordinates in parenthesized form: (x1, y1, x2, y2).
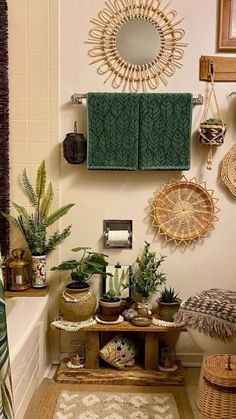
(87, 0, 187, 92)
(116, 20, 161, 65)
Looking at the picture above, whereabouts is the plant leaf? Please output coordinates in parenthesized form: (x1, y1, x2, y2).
(40, 182, 54, 218)
(1, 212, 22, 230)
(45, 225, 72, 255)
(46, 203, 75, 226)
(22, 169, 37, 206)
(114, 268, 120, 294)
(36, 160, 46, 199)
(72, 246, 91, 252)
(12, 203, 29, 223)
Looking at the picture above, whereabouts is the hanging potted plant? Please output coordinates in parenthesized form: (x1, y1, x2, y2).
(51, 247, 112, 321)
(157, 286, 181, 322)
(128, 241, 166, 315)
(2, 160, 74, 288)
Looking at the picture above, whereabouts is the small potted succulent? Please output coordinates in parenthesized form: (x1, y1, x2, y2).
(157, 286, 181, 322)
(51, 247, 112, 321)
(99, 290, 121, 322)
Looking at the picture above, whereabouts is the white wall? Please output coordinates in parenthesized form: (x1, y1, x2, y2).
(60, 0, 236, 362)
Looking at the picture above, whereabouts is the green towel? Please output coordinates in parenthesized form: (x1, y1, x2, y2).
(87, 93, 139, 170)
(139, 93, 193, 170)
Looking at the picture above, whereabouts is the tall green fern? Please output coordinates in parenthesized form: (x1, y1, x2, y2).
(2, 160, 74, 255)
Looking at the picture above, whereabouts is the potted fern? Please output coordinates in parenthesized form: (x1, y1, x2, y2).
(2, 160, 74, 288)
(157, 286, 181, 322)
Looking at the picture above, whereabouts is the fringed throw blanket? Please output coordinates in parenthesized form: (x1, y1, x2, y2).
(175, 288, 236, 342)
(0, 0, 10, 256)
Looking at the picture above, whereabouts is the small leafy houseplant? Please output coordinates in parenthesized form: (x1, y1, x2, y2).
(129, 241, 166, 302)
(2, 160, 74, 256)
(52, 247, 112, 322)
(158, 286, 181, 322)
(51, 246, 111, 289)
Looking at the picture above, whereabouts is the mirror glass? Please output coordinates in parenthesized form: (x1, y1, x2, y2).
(116, 19, 161, 65)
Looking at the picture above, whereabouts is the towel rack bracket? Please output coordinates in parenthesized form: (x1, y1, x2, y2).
(71, 93, 203, 106)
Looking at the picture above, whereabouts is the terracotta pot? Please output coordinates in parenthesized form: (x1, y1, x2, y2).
(99, 299, 121, 322)
(157, 299, 181, 322)
(59, 285, 97, 322)
(32, 255, 46, 288)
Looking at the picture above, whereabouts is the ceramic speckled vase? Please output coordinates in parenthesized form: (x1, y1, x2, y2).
(59, 286, 97, 322)
(32, 255, 46, 288)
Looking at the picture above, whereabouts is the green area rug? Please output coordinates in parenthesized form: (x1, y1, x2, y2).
(24, 379, 194, 419)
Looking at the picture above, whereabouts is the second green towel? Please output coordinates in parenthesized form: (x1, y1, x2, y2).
(139, 93, 193, 170)
(87, 93, 139, 170)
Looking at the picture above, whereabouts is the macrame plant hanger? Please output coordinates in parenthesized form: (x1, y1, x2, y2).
(199, 62, 226, 169)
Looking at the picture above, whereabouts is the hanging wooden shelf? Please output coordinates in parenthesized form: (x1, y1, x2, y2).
(199, 56, 236, 82)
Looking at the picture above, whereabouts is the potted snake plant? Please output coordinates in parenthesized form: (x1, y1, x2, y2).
(99, 290, 122, 322)
(2, 160, 74, 288)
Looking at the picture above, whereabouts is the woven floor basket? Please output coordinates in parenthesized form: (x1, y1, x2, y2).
(199, 355, 236, 419)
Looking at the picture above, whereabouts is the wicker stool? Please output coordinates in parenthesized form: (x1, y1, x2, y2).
(199, 354, 236, 419)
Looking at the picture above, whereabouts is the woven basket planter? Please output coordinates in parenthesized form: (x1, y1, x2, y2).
(199, 122, 226, 146)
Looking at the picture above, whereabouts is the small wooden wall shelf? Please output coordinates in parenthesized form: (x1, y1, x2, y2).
(199, 55, 236, 82)
(56, 321, 186, 386)
(4, 286, 49, 298)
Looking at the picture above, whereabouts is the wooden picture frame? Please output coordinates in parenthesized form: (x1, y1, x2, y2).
(218, 0, 236, 51)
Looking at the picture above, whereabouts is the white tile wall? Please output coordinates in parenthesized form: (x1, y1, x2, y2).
(8, 0, 60, 360)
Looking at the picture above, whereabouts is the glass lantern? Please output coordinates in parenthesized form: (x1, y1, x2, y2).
(7, 248, 31, 291)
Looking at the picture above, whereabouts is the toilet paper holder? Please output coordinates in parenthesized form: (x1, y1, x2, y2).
(103, 220, 132, 249)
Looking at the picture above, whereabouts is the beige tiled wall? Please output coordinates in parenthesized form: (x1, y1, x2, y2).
(8, 0, 60, 360)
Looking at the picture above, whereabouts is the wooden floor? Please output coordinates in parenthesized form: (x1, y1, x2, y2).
(24, 366, 201, 419)
(185, 368, 201, 419)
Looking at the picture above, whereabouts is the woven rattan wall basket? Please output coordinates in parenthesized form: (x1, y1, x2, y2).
(221, 143, 236, 196)
(150, 176, 219, 246)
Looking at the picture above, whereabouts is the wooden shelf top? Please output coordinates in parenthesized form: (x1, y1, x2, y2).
(83, 320, 186, 333)
(4, 286, 49, 298)
(56, 359, 185, 386)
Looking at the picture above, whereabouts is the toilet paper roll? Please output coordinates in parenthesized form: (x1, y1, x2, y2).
(107, 230, 129, 246)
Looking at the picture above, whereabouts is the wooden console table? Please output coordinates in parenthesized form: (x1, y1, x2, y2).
(56, 321, 186, 386)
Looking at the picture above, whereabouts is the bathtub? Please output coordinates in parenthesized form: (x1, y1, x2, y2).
(6, 295, 49, 419)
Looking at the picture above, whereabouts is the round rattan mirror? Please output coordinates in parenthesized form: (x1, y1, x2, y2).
(116, 19, 161, 65)
(87, 0, 187, 92)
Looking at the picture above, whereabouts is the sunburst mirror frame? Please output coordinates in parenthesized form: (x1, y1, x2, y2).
(87, 0, 187, 92)
(150, 176, 220, 246)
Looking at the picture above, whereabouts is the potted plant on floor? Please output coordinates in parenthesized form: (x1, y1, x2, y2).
(2, 160, 74, 288)
(51, 247, 112, 321)
(98, 290, 121, 322)
(128, 241, 166, 315)
(157, 286, 181, 322)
